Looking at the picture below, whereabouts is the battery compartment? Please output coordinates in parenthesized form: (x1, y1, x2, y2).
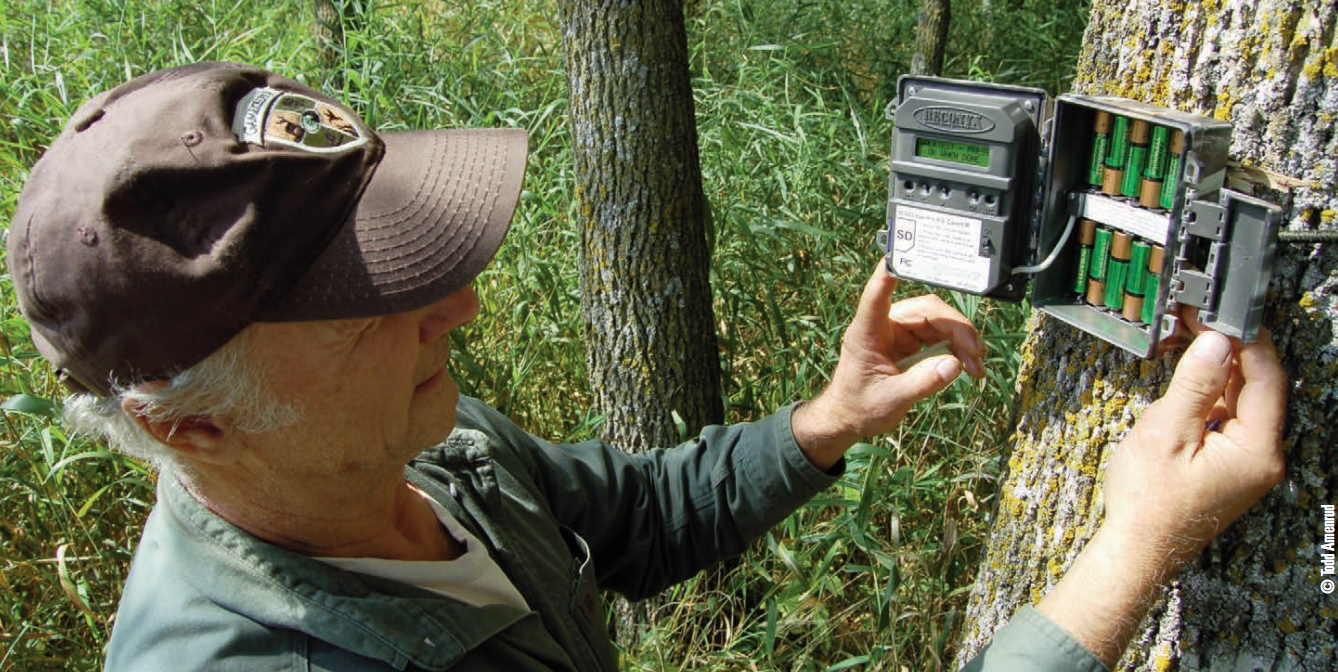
(1030, 97, 1233, 358)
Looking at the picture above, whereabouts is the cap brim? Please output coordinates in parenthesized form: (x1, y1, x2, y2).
(260, 127, 528, 321)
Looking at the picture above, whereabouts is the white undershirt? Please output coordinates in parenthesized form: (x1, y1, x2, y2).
(317, 490, 530, 612)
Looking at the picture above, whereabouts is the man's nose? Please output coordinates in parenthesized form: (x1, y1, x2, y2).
(419, 286, 480, 344)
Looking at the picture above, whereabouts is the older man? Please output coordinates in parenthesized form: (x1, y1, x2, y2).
(10, 63, 1285, 671)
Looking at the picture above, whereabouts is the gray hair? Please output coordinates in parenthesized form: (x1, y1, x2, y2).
(63, 325, 301, 469)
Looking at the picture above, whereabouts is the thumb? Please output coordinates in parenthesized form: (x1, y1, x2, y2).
(1145, 332, 1234, 444)
(885, 355, 962, 409)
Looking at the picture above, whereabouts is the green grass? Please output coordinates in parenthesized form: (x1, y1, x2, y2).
(0, 0, 1087, 669)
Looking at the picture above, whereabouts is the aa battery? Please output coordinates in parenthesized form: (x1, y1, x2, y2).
(1158, 130, 1185, 210)
(1101, 116, 1130, 196)
(1103, 231, 1133, 310)
(1139, 125, 1170, 208)
(1140, 245, 1166, 325)
(1086, 226, 1113, 306)
(1122, 240, 1152, 322)
(1088, 112, 1112, 187)
(1119, 120, 1150, 198)
(1073, 219, 1097, 294)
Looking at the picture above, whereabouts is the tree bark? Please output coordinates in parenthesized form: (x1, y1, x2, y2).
(314, 0, 345, 71)
(313, 0, 364, 77)
(958, 1, 1338, 670)
(912, 0, 951, 76)
(557, 0, 723, 454)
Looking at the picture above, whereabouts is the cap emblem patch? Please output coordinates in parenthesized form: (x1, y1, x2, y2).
(233, 87, 368, 153)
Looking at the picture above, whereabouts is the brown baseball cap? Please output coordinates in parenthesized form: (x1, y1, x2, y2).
(8, 62, 528, 396)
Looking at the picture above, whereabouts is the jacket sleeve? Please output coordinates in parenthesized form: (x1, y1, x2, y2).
(454, 399, 842, 600)
(957, 606, 1109, 672)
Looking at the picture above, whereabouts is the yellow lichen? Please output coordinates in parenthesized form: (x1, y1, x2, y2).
(1154, 652, 1174, 672)
(1213, 90, 1235, 120)
(1046, 556, 1065, 580)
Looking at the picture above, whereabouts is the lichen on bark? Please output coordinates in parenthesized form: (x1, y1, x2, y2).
(958, 1, 1338, 669)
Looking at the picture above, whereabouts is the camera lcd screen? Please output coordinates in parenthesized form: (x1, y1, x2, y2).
(915, 137, 990, 167)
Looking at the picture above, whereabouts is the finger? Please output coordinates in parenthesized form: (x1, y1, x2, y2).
(895, 339, 952, 371)
(1222, 357, 1245, 417)
(1228, 328, 1287, 444)
(1142, 331, 1234, 448)
(887, 295, 986, 351)
(1181, 310, 1253, 419)
(887, 296, 987, 377)
(1214, 329, 1288, 492)
(884, 354, 964, 409)
(1182, 306, 1207, 334)
(854, 264, 899, 326)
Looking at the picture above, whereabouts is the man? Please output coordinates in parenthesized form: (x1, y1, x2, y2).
(9, 63, 1285, 671)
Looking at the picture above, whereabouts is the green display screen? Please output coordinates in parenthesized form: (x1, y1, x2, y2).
(915, 137, 990, 167)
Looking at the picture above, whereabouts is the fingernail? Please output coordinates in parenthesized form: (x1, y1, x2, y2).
(935, 356, 962, 380)
(1190, 332, 1232, 366)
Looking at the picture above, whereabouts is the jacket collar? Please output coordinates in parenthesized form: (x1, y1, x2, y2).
(159, 455, 527, 670)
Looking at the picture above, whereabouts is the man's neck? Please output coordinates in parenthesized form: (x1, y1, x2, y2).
(175, 467, 464, 562)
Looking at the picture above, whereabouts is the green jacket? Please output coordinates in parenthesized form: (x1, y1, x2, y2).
(104, 397, 1104, 671)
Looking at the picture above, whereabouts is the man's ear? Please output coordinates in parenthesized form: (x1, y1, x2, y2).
(121, 387, 241, 465)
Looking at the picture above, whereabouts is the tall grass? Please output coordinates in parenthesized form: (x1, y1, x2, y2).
(0, 0, 1087, 669)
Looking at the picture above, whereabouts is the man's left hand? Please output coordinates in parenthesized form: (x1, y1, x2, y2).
(792, 264, 987, 469)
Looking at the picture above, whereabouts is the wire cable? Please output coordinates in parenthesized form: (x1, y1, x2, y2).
(1012, 214, 1077, 275)
(1278, 230, 1338, 243)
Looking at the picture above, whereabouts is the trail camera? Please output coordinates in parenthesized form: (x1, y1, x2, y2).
(880, 76, 1282, 357)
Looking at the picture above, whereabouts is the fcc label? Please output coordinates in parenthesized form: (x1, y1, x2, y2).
(890, 205, 991, 293)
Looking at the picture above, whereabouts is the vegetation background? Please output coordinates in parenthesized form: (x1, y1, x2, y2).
(0, 0, 1088, 669)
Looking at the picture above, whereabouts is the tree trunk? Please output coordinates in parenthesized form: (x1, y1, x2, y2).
(557, 0, 724, 454)
(314, 0, 345, 71)
(958, 1, 1338, 670)
(313, 0, 364, 78)
(912, 0, 951, 76)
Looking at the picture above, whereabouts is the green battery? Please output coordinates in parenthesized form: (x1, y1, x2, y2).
(1159, 129, 1185, 210)
(1087, 112, 1112, 187)
(1120, 120, 1150, 198)
(1139, 125, 1170, 208)
(1073, 219, 1097, 293)
(1086, 226, 1113, 305)
(1104, 232, 1132, 310)
(1122, 241, 1151, 322)
(1141, 245, 1166, 325)
(1101, 116, 1130, 196)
